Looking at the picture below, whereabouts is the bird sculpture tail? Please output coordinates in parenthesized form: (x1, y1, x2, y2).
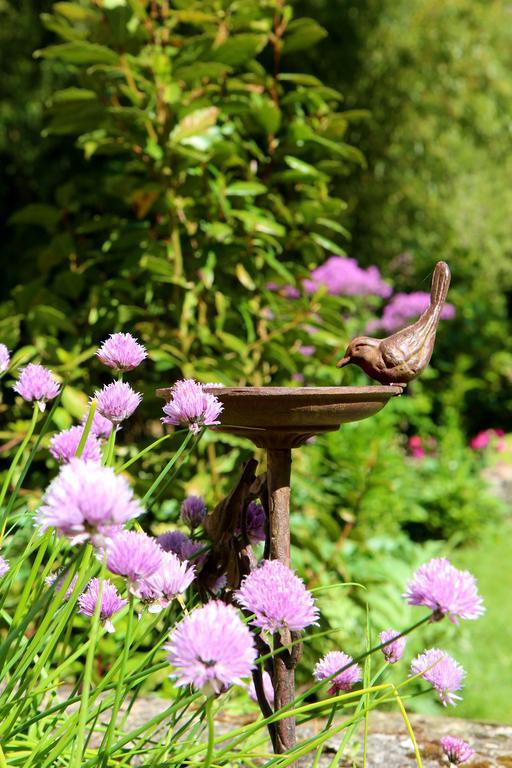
(430, 261, 451, 307)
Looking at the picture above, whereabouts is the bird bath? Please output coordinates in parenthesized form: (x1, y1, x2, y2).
(157, 384, 404, 757)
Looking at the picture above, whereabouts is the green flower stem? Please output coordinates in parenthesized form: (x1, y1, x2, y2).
(0, 404, 39, 539)
(72, 552, 106, 768)
(204, 696, 215, 768)
(76, 400, 96, 458)
(115, 433, 173, 474)
(100, 593, 135, 765)
(102, 425, 117, 467)
(142, 430, 193, 506)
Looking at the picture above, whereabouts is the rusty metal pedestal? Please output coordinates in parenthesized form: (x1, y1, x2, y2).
(157, 385, 403, 759)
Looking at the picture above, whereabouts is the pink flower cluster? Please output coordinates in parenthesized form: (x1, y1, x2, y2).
(13, 363, 60, 411)
(162, 379, 223, 434)
(78, 578, 126, 633)
(440, 736, 474, 765)
(469, 428, 505, 452)
(368, 291, 455, 334)
(410, 648, 465, 706)
(49, 425, 102, 464)
(407, 435, 437, 459)
(404, 558, 484, 623)
(96, 332, 147, 372)
(0, 344, 10, 374)
(314, 651, 362, 693)
(304, 256, 392, 298)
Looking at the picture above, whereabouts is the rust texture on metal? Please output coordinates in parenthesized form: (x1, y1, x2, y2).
(337, 260, 451, 384)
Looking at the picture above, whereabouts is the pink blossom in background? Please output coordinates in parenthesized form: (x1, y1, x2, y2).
(248, 670, 274, 707)
(410, 648, 465, 706)
(408, 435, 426, 459)
(379, 629, 407, 664)
(440, 736, 475, 765)
(180, 496, 207, 530)
(404, 557, 484, 623)
(235, 559, 318, 634)
(78, 578, 127, 633)
(314, 651, 362, 693)
(0, 556, 9, 578)
(49, 425, 102, 464)
(13, 363, 60, 411)
(369, 291, 455, 334)
(180, 538, 208, 571)
(266, 283, 301, 299)
(45, 571, 78, 600)
(138, 551, 195, 612)
(106, 531, 163, 595)
(303, 256, 392, 298)
(81, 408, 113, 439)
(94, 381, 142, 424)
(166, 601, 256, 694)
(292, 373, 305, 384)
(470, 428, 506, 452)
(0, 344, 10, 374)
(37, 459, 143, 546)
(157, 530, 189, 555)
(162, 379, 223, 434)
(96, 332, 147, 371)
(298, 345, 315, 357)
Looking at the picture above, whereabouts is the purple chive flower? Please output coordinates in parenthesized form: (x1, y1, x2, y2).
(96, 332, 147, 372)
(81, 408, 113, 439)
(45, 571, 78, 600)
(298, 345, 315, 357)
(49, 426, 102, 464)
(106, 531, 163, 596)
(78, 578, 127, 633)
(94, 381, 142, 424)
(161, 379, 223, 434)
(379, 629, 407, 664)
(235, 559, 319, 634)
(13, 363, 60, 411)
(180, 496, 207, 530)
(0, 556, 9, 578)
(304, 256, 392, 298)
(157, 530, 189, 555)
(404, 558, 484, 623)
(248, 670, 275, 707)
(237, 501, 266, 544)
(314, 651, 362, 693)
(139, 551, 195, 612)
(180, 538, 208, 571)
(37, 459, 143, 546)
(0, 344, 10, 374)
(410, 649, 465, 706)
(166, 600, 257, 694)
(369, 291, 455, 334)
(440, 736, 475, 765)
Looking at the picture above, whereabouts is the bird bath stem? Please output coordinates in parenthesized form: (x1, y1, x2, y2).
(157, 385, 404, 759)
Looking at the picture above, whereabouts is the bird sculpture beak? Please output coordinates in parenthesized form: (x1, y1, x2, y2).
(336, 356, 351, 368)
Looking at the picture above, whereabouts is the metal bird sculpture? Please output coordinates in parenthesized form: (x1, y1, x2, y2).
(337, 261, 451, 385)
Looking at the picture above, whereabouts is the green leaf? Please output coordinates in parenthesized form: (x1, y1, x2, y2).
(278, 72, 323, 86)
(231, 210, 285, 237)
(282, 18, 327, 54)
(284, 155, 327, 178)
(34, 42, 119, 65)
(225, 182, 267, 197)
(61, 386, 88, 419)
(211, 34, 267, 67)
(251, 99, 281, 135)
(9, 205, 61, 233)
(310, 233, 347, 256)
(235, 264, 256, 290)
(51, 88, 97, 103)
(53, 2, 100, 22)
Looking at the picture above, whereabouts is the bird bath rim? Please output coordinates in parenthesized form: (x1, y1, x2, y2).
(156, 385, 404, 449)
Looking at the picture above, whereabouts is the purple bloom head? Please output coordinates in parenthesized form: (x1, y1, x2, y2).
(404, 558, 484, 624)
(0, 555, 9, 578)
(0, 344, 10, 374)
(248, 670, 274, 707)
(161, 379, 223, 434)
(314, 651, 362, 693)
(106, 531, 163, 595)
(37, 459, 142, 545)
(157, 530, 189, 555)
(298, 345, 315, 357)
(78, 578, 127, 633)
(410, 648, 465, 706)
(304, 256, 392, 298)
(166, 600, 257, 694)
(379, 629, 407, 664)
(81, 408, 113, 439)
(94, 381, 142, 424)
(440, 736, 474, 765)
(371, 291, 455, 334)
(235, 559, 319, 634)
(13, 363, 60, 411)
(45, 571, 78, 600)
(97, 332, 147, 372)
(139, 551, 195, 612)
(180, 496, 207, 530)
(49, 426, 102, 464)
(237, 501, 266, 544)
